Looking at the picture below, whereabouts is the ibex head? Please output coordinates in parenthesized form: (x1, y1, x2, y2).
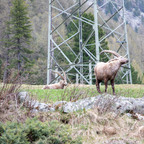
(100, 50, 128, 64)
(54, 71, 67, 86)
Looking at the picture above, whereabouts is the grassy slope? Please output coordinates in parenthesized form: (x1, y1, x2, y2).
(21, 84, 144, 103)
(20, 84, 144, 144)
(0, 83, 143, 143)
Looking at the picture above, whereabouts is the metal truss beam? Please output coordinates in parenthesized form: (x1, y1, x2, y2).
(47, 0, 132, 85)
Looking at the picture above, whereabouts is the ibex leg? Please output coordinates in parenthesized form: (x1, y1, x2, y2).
(96, 80, 101, 93)
(111, 79, 115, 95)
(104, 79, 108, 93)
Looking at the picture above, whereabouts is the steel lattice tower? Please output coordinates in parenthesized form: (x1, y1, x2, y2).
(47, 0, 132, 85)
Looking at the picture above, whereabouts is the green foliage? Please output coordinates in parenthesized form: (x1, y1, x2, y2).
(0, 122, 28, 144)
(105, 2, 120, 21)
(97, 0, 103, 6)
(133, 8, 140, 17)
(125, 0, 133, 11)
(8, 0, 33, 71)
(135, 26, 138, 33)
(141, 15, 144, 24)
(115, 65, 142, 84)
(0, 119, 82, 144)
(105, 3, 113, 15)
(67, 12, 110, 63)
(136, 1, 144, 12)
(131, 65, 142, 84)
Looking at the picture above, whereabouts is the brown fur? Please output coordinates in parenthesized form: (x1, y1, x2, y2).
(94, 50, 128, 94)
(42, 71, 67, 89)
(42, 80, 67, 89)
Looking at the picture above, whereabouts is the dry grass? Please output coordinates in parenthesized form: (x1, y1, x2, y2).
(0, 72, 27, 122)
(33, 107, 144, 144)
(69, 109, 144, 144)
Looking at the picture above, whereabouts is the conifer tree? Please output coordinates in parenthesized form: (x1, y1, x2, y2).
(131, 65, 142, 84)
(2, 22, 11, 82)
(9, 0, 32, 71)
(67, 13, 110, 63)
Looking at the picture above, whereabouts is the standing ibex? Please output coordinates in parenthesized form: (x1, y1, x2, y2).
(94, 50, 128, 95)
(42, 71, 67, 89)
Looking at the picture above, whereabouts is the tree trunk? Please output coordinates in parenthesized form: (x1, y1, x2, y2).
(3, 34, 10, 83)
(3, 54, 9, 83)
(17, 38, 21, 71)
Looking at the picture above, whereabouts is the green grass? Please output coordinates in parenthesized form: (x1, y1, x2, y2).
(27, 89, 64, 103)
(21, 84, 144, 103)
(115, 84, 144, 98)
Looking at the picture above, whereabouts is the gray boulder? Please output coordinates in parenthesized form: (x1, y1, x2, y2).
(63, 96, 99, 113)
(18, 91, 55, 112)
(18, 91, 30, 103)
(62, 94, 144, 115)
(18, 92, 144, 115)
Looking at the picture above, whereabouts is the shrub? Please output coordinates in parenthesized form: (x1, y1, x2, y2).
(0, 122, 28, 144)
(0, 119, 82, 144)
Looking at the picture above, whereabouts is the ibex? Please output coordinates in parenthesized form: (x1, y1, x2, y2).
(94, 50, 128, 95)
(42, 71, 67, 89)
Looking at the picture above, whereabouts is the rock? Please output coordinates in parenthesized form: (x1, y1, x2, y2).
(17, 91, 30, 103)
(49, 107, 55, 112)
(18, 91, 55, 113)
(63, 96, 99, 113)
(53, 101, 67, 110)
(62, 94, 144, 115)
(30, 109, 39, 113)
(103, 126, 117, 135)
(115, 97, 144, 115)
(37, 103, 50, 112)
(127, 113, 144, 120)
(115, 100, 134, 114)
(18, 92, 144, 115)
(53, 101, 67, 107)
(137, 126, 144, 137)
(133, 101, 144, 114)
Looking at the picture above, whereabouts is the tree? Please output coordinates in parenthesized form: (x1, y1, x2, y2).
(133, 8, 140, 17)
(97, 0, 103, 6)
(9, 0, 33, 71)
(67, 13, 110, 63)
(2, 22, 11, 82)
(115, 65, 142, 84)
(125, 0, 133, 11)
(131, 65, 142, 84)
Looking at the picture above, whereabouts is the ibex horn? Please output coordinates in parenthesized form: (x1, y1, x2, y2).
(63, 71, 67, 82)
(100, 50, 120, 57)
(52, 71, 65, 80)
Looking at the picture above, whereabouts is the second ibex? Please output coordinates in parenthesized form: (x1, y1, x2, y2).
(42, 71, 67, 89)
